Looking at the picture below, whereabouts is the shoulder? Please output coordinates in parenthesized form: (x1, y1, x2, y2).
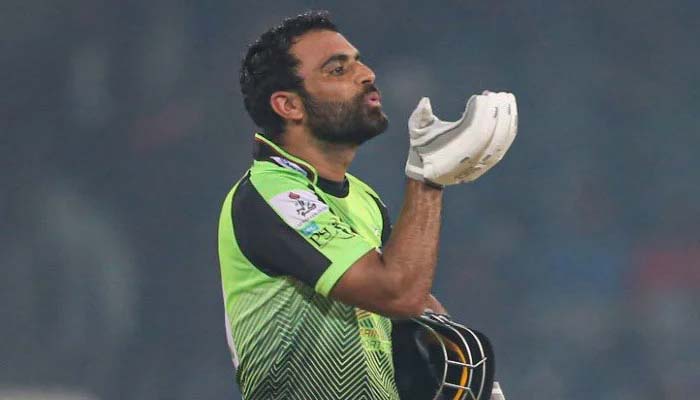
(235, 161, 329, 230)
(247, 160, 314, 197)
(222, 161, 314, 232)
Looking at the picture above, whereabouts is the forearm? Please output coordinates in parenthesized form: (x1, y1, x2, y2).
(380, 179, 443, 311)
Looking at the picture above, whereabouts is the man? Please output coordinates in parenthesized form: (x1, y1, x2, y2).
(218, 11, 517, 400)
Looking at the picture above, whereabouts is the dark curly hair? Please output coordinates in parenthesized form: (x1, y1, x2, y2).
(240, 11, 338, 141)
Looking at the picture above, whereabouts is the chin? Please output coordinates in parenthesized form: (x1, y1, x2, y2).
(357, 118, 389, 144)
(366, 106, 388, 127)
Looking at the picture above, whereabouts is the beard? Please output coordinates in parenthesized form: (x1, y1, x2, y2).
(299, 85, 389, 146)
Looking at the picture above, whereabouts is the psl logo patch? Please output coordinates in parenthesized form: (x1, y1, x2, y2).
(269, 190, 328, 228)
(288, 192, 318, 217)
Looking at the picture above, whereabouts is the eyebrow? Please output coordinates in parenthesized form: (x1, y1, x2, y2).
(320, 52, 361, 70)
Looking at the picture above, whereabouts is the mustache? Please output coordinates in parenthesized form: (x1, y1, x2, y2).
(360, 84, 380, 97)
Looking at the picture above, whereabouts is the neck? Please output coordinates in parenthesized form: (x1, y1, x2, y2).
(281, 127, 357, 182)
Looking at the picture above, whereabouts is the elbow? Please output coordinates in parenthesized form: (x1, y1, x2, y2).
(404, 294, 429, 317)
(397, 301, 427, 318)
(368, 259, 430, 318)
(382, 291, 428, 318)
(376, 269, 429, 318)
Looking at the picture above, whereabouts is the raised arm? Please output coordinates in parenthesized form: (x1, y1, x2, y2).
(330, 92, 518, 318)
(330, 179, 442, 317)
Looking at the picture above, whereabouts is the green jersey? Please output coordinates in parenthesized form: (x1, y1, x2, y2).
(218, 133, 398, 399)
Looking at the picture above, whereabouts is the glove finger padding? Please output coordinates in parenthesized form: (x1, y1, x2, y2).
(408, 97, 464, 148)
(459, 92, 518, 182)
(405, 98, 434, 182)
(420, 94, 499, 185)
(406, 96, 478, 183)
(405, 91, 517, 186)
(408, 97, 436, 132)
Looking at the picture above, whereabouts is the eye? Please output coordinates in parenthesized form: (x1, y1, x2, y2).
(330, 65, 345, 75)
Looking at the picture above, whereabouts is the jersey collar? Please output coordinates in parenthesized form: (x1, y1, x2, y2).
(253, 133, 319, 184)
(253, 133, 350, 198)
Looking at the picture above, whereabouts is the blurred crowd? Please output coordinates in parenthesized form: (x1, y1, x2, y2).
(2, 1, 699, 399)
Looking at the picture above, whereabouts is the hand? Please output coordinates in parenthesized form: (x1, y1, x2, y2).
(405, 91, 518, 186)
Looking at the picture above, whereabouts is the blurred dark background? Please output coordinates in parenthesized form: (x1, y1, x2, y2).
(2, 1, 699, 399)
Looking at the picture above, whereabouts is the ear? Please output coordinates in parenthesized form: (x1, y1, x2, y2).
(270, 91, 304, 123)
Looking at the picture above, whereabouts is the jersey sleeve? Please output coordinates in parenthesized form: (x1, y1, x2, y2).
(232, 169, 376, 296)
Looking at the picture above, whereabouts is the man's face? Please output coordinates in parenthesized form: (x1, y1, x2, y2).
(290, 30, 388, 145)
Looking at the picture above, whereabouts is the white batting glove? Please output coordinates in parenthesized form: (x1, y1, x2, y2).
(405, 91, 518, 186)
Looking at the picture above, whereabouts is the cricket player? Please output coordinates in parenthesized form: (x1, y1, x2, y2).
(218, 11, 517, 400)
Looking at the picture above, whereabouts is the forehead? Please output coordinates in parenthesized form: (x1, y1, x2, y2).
(290, 30, 358, 77)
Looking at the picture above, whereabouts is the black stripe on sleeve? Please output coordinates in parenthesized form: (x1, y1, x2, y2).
(231, 174, 331, 287)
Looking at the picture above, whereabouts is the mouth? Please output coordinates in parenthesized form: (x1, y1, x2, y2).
(365, 90, 382, 107)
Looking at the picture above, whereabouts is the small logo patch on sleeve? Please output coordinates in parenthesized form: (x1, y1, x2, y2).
(269, 190, 329, 228)
(299, 221, 320, 236)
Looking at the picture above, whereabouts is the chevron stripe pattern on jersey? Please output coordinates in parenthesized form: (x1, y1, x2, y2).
(228, 278, 399, 400)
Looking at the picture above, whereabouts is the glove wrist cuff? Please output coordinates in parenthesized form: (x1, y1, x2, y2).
(423, 179, 444, 190)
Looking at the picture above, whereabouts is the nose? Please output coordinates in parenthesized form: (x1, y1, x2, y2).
(356, 62, 376, 85)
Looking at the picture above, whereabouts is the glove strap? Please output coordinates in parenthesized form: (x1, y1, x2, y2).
(423, 179, 444, 190)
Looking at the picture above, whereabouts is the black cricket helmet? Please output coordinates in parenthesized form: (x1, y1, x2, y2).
(392, 313, 495, 400)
